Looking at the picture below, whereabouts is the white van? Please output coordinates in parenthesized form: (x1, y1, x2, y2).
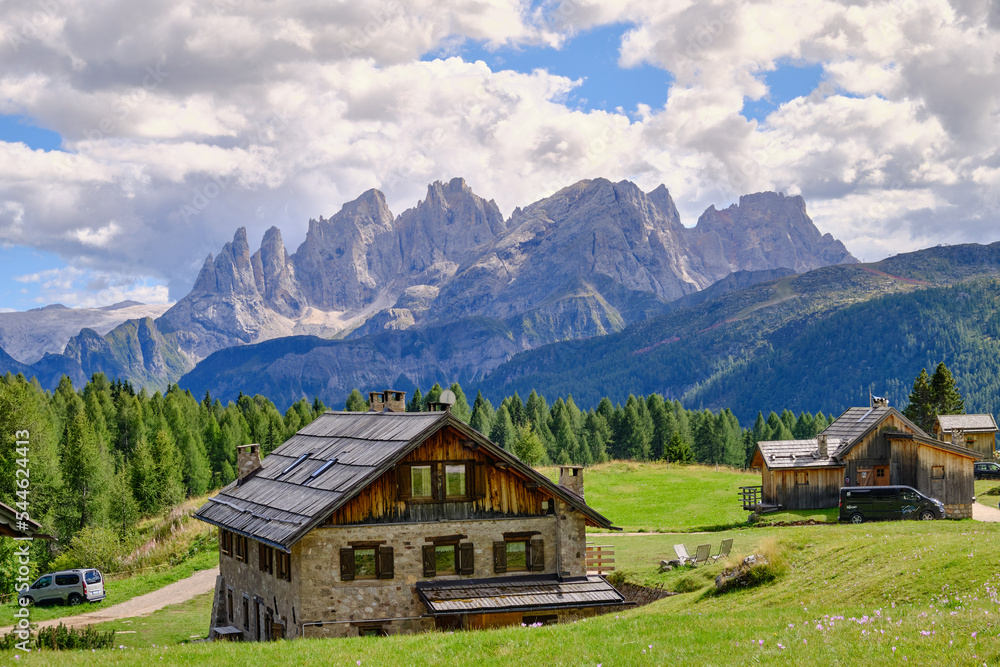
(21, 569, 105, 605)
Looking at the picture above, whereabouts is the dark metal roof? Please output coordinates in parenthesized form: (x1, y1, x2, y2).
(416, 574, 627, 615)
(195, 411, 614, 551)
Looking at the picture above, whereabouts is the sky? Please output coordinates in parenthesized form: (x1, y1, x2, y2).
(1, 0, 1000, 311)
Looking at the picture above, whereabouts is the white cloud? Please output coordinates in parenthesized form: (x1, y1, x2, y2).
(0, 0, 999, 306)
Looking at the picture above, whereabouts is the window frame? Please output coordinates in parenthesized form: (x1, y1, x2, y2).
(422, 536, 474, 577)
(259, 543, 274, 575)
(932, 465, 945, 480)
(220, 529, 233, 557)
(794, 471, 809, 486)
(234, 534, 247, 562)
(398, 461, 482, 503)
(242, 594, 250, 631)
(340, 542, 393, 581)
(275, 550, 292, 582)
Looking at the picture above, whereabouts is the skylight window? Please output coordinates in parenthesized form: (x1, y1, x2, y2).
(308, 458, 338, 480)
(279, 453, 311, 477)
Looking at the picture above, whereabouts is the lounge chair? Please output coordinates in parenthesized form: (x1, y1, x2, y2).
(673, 544, 692, 564)
(711, 538, 733, 562)
(693, 544, 711, 565)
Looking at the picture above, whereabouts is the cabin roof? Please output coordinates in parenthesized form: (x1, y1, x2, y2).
(195, 411, 613, 551)
(416, 574, 627, 615)
(820, 406, 927, 458)
(936, 414, 998, 434)
(755, 439, 842, 469)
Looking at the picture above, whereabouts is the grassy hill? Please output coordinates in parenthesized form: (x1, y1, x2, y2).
(9, 463, 1000, 665)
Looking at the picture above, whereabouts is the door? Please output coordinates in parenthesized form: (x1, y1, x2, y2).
(856, 467, 873, 486)
(930, 465, 945, 502)
(874, 466, 890, 486)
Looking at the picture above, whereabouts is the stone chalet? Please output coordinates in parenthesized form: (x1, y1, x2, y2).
(194, 392, 627, 641)
(750, 398, 979, 518)
(932, 414, 998, 460)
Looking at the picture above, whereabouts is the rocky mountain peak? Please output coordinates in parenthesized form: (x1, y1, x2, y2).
(647, 184, 682, 228)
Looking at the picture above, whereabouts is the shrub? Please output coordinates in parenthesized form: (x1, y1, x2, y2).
(0, 623, 116, 650)
(50, 525, 124, 574)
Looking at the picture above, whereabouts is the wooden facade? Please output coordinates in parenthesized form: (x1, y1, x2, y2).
(760, 466, 842, 510)
(325, 427, 552, 525)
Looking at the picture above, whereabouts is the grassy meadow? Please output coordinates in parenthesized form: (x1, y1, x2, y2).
(6, 462, 1000, 666)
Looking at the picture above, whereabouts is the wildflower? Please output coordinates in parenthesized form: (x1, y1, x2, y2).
(972, 632, 978, 638)
(759, 639, 764, 646)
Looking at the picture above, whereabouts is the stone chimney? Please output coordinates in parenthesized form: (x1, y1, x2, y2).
(236, 444, 261, 486)
(951, 428, 965, 447)
(817, 433, 828, 458)
(369, 390, 406, 412)
(558, 465, 584, 499)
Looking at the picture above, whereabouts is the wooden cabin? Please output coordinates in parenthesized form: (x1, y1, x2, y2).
(750, 401, 978, 518)
(195, 394, 626, 641)
(932, 414, 998, 460)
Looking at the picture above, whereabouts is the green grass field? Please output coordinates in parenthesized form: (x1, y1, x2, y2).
(7, 463, 1000, 665)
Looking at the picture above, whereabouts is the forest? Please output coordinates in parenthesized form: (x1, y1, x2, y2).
(0, 370, 836, 589)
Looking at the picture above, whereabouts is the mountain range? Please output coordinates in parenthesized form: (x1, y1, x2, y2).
(0, 177, 856, 396)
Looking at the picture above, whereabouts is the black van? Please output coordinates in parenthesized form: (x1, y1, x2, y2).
(839, 486, 945, 523)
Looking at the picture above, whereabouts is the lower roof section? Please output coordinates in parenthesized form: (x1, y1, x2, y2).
(416, 574, 627, 615)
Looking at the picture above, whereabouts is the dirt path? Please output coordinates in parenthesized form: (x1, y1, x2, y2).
(974, 501, 1000, 522)
(20, 567, 218, 632)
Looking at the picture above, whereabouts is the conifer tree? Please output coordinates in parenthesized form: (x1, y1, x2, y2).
(407, 388, 424, 412)
(470, 392, 495, 435)
(903, 368, 935, 433)
(345, 389, 367, 412)
(513, 425, 546, 466)
(448, 383, 472, 423)
(489, 405, 516, 450)
(931, 362, 965, 417)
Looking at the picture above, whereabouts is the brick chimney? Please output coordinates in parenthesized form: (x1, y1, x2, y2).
(369, 392, 385, 412)
(236, 444, 261, 486)
(558, 465, 584, 499)
(817, 433, 828, 458)
(951, 428, 965, 447)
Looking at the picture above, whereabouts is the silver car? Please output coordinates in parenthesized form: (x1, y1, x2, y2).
(21, 569, 105, 605)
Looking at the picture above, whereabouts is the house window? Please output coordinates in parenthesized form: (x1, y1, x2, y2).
(932, 466, 945, 480)
(422, 537, 474, 577)
(242, 595, 250, 631)
(275, 551, 292, 582)
(340, 543, 394, 581)
(445, 464, 466, 497)
(220, 530, 233, 557)
(227, 587, 234, 622)
(398, 462, 482, 502)
(494, 534, 545, 574)
(876, 468, 885, 479)
(795, 472, 809, 486)
(411, 465, 433, 498)
(259, 543, 274, 575)
(234, 534, 247, 562)
(355, 623, 388, 637)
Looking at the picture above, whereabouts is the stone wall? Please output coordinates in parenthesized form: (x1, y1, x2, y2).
(944, 503, 972, 519)
(216, 537, 299, 640)
(296, 514, 570, 639)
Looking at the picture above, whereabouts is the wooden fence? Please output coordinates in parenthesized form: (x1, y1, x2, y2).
(586, 543, 615, 575)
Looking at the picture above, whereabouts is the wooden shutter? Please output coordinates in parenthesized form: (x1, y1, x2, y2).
(422, 545, 437, 577)
(378, 545, 394, 579)
(458, 542, 475, 575)
(471, 463, 487, 500)
(529, 538, 545, 572)
(259, 543, 265, 571)
(340, 548, 355, 582)
(493, 541, 507, 574)
(432, 463, 442, 501)
(396, 466, 411, 500)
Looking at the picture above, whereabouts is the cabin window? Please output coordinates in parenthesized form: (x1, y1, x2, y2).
(220, 530, 233, 557)
(340, 544, 394, 581)
(259, 543, 274, 575)
(494, 535, 545, 574)
(445, 464, 466, 498)
(795, 472, 809, 486)
(356, 624, 388, 637)
(422, 538, 474, 577)
(275, 551, 292, 582)
(932, 466, 945, 480)
(411, 465, 433, 498)
(398, 462, 483, 502)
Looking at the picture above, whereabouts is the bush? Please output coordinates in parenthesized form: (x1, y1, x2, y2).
(981, 486, 1000, 496)
(51, 526, 124, 574)
(0, 623, 116, 650)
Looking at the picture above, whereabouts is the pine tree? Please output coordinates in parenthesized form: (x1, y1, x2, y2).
(407, 388, 424, 412)
(489, 405, 516, 450)
(582, 411, 610, 463)
(470, 392, 495, 435)
(513, 425, 546, 466)
(345, 389, 367, 412)
(903, 368, 935, 433)
(448, 383, 472, 423)
(665, 432, 693, 463)
(931, 362, 965, 417)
